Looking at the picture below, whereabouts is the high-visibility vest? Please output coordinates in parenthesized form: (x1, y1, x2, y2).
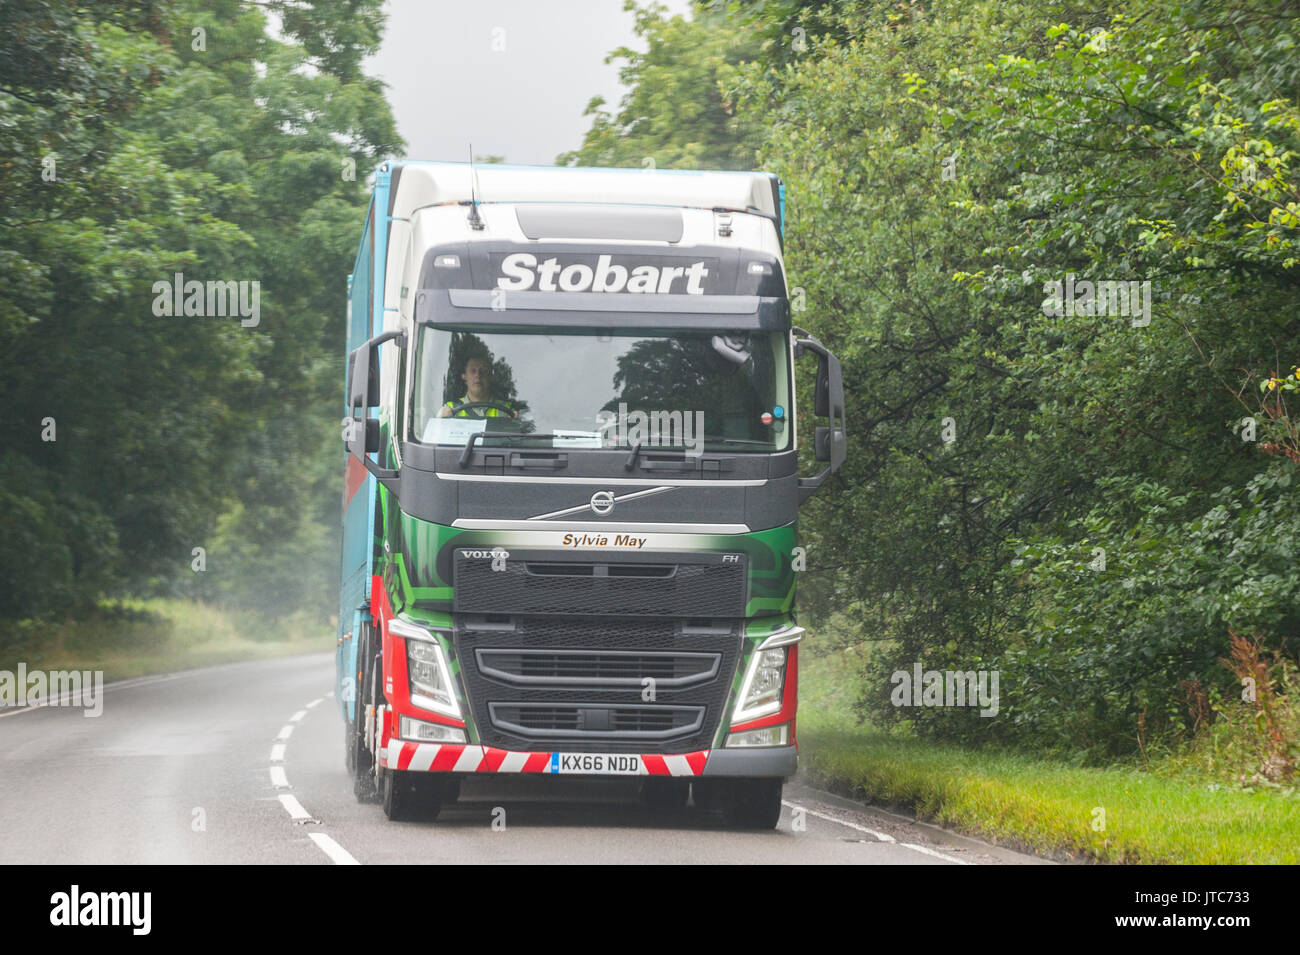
(445, 396, 511, 417)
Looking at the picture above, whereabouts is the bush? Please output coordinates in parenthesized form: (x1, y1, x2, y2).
(992, 461, 1300, 760)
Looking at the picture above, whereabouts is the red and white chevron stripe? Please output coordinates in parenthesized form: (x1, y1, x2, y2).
(382, 742, 709, 776)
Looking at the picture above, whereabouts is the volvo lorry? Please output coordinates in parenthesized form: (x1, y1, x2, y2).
(337, 161, 846, 827)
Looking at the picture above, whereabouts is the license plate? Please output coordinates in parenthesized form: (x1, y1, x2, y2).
(549, 753, 643, 775)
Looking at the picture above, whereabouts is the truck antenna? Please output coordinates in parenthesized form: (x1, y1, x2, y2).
(467, 144, 485, 231)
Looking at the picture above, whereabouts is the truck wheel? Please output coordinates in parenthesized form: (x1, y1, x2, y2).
(352, 726, 379, 802)
(349, 700, 374, 800)
(381, 768, 443, 822)
(640, 777, 689, 809)
(352, 620, 380, 804)
(721, 778, 784, 830)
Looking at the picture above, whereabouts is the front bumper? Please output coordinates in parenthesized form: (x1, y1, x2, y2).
(382, 740, 797, 778)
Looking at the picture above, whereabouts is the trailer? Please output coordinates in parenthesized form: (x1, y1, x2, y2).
(338, 161, 846, 826)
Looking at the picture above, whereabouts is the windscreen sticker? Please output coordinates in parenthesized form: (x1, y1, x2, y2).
(422, 417, 486, 443)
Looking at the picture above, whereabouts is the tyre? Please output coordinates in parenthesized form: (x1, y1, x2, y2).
(352, 620, 380, 804)
(381, 768, 444, 822)
(343, 635, 364, 776)
(721, 778, 783, 830)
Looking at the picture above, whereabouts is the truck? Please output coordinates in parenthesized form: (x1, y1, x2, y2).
(337, 161, 846, 828)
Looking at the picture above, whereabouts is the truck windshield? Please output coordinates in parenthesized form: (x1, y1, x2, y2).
(411, 326, 791, 454)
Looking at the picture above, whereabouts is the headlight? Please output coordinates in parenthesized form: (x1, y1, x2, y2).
(389, 617, 462, 720)
(733, 645, 787, 723)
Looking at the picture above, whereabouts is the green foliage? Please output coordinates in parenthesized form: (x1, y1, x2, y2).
(994, 462, 1300, 759)
(1160, 639, 1300, 792)
(0, 453, 118, 618)
(0, 597, 332, 684)
(556, 1, 767, 169)
(573, 0, 1300, 759)
(0, 0, 400, 622)
(799, 650, 1300, 863)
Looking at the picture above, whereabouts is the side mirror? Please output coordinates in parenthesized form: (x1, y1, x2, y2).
(346, 328, 404, 494)
(347, 345, 380, 412)
(814, 352, 830, 418)
(793, 327, 847, 502)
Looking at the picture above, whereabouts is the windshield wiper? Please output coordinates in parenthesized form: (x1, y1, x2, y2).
(622, 438, 768, 468)
(458, 432, 560, 469)
(458, 432, 484, 468)
(700, 435, 775, 446)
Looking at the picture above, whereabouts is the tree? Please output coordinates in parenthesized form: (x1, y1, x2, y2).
(564, 0, 1300, 757)
(556, 1, 766, 169)
(0, 0, 401, 620)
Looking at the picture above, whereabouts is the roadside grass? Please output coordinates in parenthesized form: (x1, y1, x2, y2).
(0, 598, 333, 685)
(797, 645, 1300, 864)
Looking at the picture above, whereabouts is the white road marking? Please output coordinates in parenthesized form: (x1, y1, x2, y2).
(9, 663, 366, 864)
(784, 801, 895, 842)
(309, 833, 360, 865)
(267, 696, 366, 866)
(0, 701, 64, 718)
(900, 842, 970, 865)
(278, 794, 313, 821)
(782, 800, 970, 865)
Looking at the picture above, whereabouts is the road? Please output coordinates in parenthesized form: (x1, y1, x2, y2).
(0, 654, 1050, 865)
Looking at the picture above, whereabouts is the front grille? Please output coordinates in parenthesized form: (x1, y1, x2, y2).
(487, 703, 704, 740)
(475, 648, 720, 688)
(453, 551, 747, 617)
(455, 615, 741, 754)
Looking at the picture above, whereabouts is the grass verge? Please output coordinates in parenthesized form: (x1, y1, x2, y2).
(798, 647, 1300, 864)
(0, 598, 333, 685)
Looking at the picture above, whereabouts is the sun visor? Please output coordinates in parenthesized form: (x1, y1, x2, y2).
(515, 205, 684, 242)
(414, 288, 790, 331)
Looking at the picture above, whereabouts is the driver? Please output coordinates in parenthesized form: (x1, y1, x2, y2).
(438, 356, 518, 418)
